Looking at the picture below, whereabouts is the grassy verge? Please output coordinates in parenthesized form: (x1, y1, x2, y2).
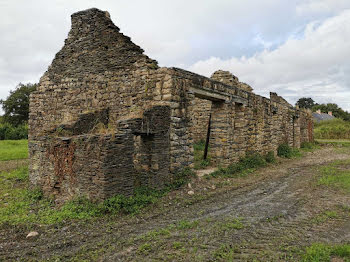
(317, 159, 350, 193)
(316, 139, 350, 147)
(302, 243, 350, 262)
(0, 166, 195, 226)
(0, 140, 28, 161)
(314, 118, 350, 140)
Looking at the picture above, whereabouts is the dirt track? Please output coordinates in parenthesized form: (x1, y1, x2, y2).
(1, 146, 350, 261)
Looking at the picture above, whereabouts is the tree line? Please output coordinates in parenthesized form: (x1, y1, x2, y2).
(0, 83, 37, 140)
(296, 97, 350, 122)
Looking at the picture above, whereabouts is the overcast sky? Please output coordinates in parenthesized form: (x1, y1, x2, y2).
(1, 0, 350, 112)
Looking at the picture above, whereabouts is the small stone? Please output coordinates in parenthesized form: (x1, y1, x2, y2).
(187, 190, 194, 195)
(4, 193, 9, 197)
(26, 231, 39, 238)
(188, 183, 192, 189)
(211, 185, 216, 190)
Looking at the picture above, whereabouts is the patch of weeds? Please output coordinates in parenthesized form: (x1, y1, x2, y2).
(0, 166, 195, 225)
(137, 243, 152, 255)
(172, 241, 184, 250)
(209, 152, 267, 178)
(301, 142, 320, 152)
(176, 219, 199, 230)
(266, 213, 286, 222)
(213, 244, 237, 261)
(265, 151, 276, 163)
(168, 168, 196, 190)
(277, 144, 302, 158)
(1, 165, 28, 181)
(318, 160, 350, 193)
(302, 243, 350, 262)
(139, 226, 173, 241)
(193, 140, 211, 169)
(217, 218, 244, 232)
(311, 210, 339, 224)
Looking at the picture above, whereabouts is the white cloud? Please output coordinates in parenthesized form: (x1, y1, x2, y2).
(296, 0, 350, 16)
(0, 0, 349, 113)
(188, 10, 350, 111)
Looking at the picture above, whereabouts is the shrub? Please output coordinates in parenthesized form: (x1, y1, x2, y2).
(265, 151, 276, 163)
(277, 144, 302, 158)
(0, 123, 28, 140)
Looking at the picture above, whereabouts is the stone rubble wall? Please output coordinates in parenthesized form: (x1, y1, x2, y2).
(163, 68, 314, 167)
(190, 97, 212, 143)
(29, 8, 314, 202)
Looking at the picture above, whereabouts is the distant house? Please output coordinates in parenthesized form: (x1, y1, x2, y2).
(312, 110, 335, 123)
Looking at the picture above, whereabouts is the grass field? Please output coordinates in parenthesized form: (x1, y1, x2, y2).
(314, 118, 350, 139)
(315, 139, 350, 146)
(0, 140, 28, 161)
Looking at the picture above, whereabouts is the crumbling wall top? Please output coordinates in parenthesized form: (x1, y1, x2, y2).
(42, 8, 158, 84)
(211, 70, 253, 92)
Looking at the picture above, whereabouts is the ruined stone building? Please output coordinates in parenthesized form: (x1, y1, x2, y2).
(29, 8, 313, 203)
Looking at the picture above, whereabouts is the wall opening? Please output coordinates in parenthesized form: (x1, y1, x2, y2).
(190, 97, 213, 169)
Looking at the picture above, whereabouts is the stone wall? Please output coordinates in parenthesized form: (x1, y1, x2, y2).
(29, 8, 314, 202)
(190, 97, 212, 142)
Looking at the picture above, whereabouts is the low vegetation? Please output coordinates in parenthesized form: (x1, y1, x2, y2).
(0, 140, 28, 161)
(0, 123, 28, 140)
(318, 159, 350, 193)
(193, 140, 211, 169)
(209, 152, 269, 178)
(302, 243, 350, 262)
(0, 166, 195, 226)
(314, 118, 350, 139)
(277, 143, 302, 158)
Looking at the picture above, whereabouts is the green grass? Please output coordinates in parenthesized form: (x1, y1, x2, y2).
(208, 152, 268, 178)
(213, 244, 237, 261)
(318, 159, 350, 193)
(277, 143, 302, 158)
(193, 140, 211, 169)
(216, 218, 244, 232)
(0, 139, 28, 161)
(0, 166, 195, 226)
(302, 243, 350, 262)
(311, 210, 339, 224)
(314, 118, 350, 139)
(316, 139, 350, 147)
(300, 142, 321, 152)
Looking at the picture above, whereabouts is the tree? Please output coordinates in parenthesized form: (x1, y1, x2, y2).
(0, 83, 37, 126)
(313, 103, 350, 122)
(296, 97, 316, 109)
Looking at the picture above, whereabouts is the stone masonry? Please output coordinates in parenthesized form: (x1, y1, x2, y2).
(29, 8, 313, 203)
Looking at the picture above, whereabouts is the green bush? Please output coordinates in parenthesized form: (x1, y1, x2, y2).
(265, 151, 276, 163)
(277, 144, 301, 158)
(0, 123, 28, 140)
(314, 118, 350, 139)
(277, 144, 292, 158)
